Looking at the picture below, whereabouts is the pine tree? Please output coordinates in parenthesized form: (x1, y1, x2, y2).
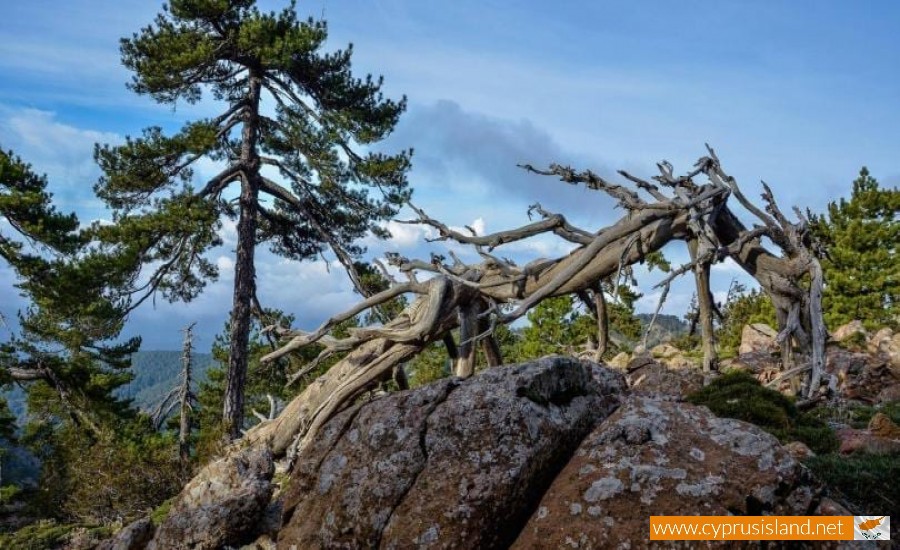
(715, 280, 776, 357)
(516, 285, 641, 360)
(2, 148, 156, 520)
(1, 148, 139, 437)
(809, 167, 900, 330)
(194, 308, 347, 460)
(94, 0, 412, 438)
(518, 296, 593, 358)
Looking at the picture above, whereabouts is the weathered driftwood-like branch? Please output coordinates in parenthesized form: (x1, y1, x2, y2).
(236, 148, 828, 462)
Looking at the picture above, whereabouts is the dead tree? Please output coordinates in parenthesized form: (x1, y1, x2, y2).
(178, 323, 197, 464)
(234, 148, 828, 461)
(152, 323, 198, 465)
(687, 238, 717, 372)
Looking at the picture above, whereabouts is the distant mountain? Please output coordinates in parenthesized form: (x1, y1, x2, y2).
(117, 350, 218, 412)
(635, 313, 690, 347)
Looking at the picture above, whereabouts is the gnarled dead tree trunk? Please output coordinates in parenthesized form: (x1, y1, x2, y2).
(178, 323, 197, 465)
(240, 147, 827, 461)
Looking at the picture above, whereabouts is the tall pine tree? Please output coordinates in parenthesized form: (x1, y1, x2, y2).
(809, 168, 900, 330)
(94, 0, 411, 438)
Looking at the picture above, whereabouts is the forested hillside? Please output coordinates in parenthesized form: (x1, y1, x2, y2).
(116, 351, 216, 412)
(3, 351, 216, 422)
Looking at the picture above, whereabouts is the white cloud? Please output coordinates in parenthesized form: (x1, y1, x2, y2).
(215, 256, 234, 271)
(713, 290, 729, 306)
(380, 220, 434, 248)
(711, 257, 744, 274)
(218, 218, 238, 248)
(0, 107, 119, 219)
(2, 108, 119, 173)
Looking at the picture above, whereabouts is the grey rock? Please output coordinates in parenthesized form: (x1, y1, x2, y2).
(739, 323, 779, 355)
(96, 518, 154, 550)
(148, 447, 274, 550)
(513, 396, 842, 548)
(278, 356, 624, 549)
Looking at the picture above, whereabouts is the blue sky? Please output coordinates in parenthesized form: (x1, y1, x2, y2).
(1, 1, 899, 350)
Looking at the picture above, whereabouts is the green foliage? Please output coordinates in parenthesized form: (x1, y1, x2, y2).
(405, 341, 451, 388)
(687, 371, 838, 454)
(516, 289, 641, 361)
(604, 283, 644, 347)
(839, 330, 868, 352)
(809, 167, 900, 330)
(194, 309, 347, 460)
(518, 296, 593, 358)
(0, 396, 16, 442)
(715, 281, 776, 357)
(0, 483, 20, 504)
(0, 521, 114, 550)
(642, 250, 672, 274)
(96, 0, 413, 434)
(491, 324, 525, 365)
(0, 520, 74, 550)
(94, 0, 412, 307)
(804, 453, 899, 515)
(0, 148, 79, 273)
(22, 412, 184, 524)
(1, 148, 144, 510)
(688, 371, 794, 429)
(150, 497, 175, 526)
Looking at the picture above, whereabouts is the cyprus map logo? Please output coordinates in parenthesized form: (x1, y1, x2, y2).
(854, 516, 890, 541)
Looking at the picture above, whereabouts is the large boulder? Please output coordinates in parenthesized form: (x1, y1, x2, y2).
(876, 383, 900, 404)
(868, 412, 900, 439)
(739, 323, 779, 355)
(277, 357, 624, 549)
(97, 518, 154, 550)
(826, 347, 899, 403)
(867, 327, 894, 355)
(837, 428, 900, 455)
(723, 351, 781, 375)
(650, 343, 680, 360)
(512, 396, 846, 549)
(868, 328, 900, 376)
(607, 351, 631, 371)
(650, 344, 697, 371)
(147, 447, 274, 550)
(624, 357, 704, 398)
(831, 320, 867, 344)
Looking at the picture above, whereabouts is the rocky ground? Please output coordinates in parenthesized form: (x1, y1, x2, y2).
(87, 320, 900, 549)
(90, 321, 900, 550)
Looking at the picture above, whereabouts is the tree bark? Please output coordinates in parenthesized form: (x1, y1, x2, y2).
(479, 317, 503, 367)
(455, 301, 478, 377)
(223, 72, 262, 440)
(245, 219, 691, 456)
(179, 323, 196, 465)
(806, 260, 827, 398)
(236, 150, 829, 462)
(593, 287, 609, 361)
(687, 239, 717, 372)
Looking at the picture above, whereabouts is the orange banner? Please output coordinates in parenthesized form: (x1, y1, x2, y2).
(650, 516, 855, 541)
